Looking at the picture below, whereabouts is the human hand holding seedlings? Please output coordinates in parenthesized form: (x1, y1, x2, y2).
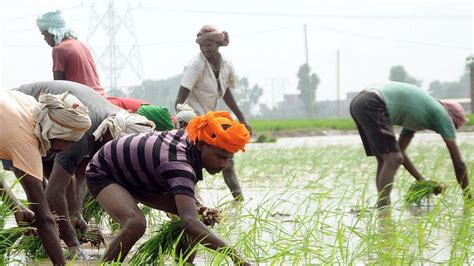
(70, 214, 88, 235)
(175, 194, 250, 263)
(14, 207, 35, 226)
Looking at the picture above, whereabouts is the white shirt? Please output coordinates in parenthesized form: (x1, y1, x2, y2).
(180, 52, 236, 115)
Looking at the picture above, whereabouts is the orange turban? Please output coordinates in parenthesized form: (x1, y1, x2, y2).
(186, 111, 250, 153)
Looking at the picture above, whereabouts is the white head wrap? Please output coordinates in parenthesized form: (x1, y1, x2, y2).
(36, 10, 77, 45)
(176, 103, 197, 124)
(33, 92, 91, 156)
(93, 110, 156, 141)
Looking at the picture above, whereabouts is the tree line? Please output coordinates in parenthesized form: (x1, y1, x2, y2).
(108, 61, 471, 118)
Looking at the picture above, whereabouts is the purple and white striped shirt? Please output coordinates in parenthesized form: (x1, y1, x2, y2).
(86, 129, 202, 197)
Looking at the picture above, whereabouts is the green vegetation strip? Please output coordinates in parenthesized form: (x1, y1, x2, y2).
(249, 118, 356, 132)
(250, 114, 474, 133)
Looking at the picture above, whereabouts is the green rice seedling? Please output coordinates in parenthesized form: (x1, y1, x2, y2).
(405, 180, 447, 205)
(0, 225, 30, 263)
(130, 208, 222, 264)
(82, 193, 107, 225)
(14, 233, 48, 260)
(129, 219, 184, 264)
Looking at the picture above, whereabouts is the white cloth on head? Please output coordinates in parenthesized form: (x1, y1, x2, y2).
(176, 103, 197, 123)
(36, 10, 76, 45)
(33, 91, 91, 156)
(93, 110, 156, 141)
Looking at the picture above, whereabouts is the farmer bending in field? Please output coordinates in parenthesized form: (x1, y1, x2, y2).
(85, 111, 251, 264)
(350, 81, 470, 208)
(10, 80, 155, 258)
(175, 25, 250, 201)
(0, 89, 91, 264)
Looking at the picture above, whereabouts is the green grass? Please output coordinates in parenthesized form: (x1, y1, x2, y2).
(249, 118, 357, 132)
(249, 114, 474, 134)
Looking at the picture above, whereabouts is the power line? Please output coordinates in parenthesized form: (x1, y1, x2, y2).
(2, 23, 469, 52)
(3, 17, 91, 34)
(1, 5, 90, 23)
(138, 25, 301, 47)
(306, 24, 471, 51)
(132, 6, 471, 21)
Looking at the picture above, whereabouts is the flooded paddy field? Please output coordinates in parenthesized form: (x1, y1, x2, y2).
(2, 133, 473, 265)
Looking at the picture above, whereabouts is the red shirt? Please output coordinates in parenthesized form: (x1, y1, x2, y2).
(53, 38, 105, 96)
(106, 96, 148, 113)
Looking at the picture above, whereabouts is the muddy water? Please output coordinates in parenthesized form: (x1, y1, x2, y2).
(2, 132, 473, 264)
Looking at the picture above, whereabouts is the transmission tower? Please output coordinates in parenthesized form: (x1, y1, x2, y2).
(87, 0, 144, 94)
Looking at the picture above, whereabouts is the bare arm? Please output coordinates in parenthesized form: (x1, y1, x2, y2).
(223, 89, 252, 136)
(13, 169, 66, 264)
(175, 86, 190, 111)
(175, 194, 248, 264)
(444, 139, 471, 198)
(53, 71, 65, 80)
(398, 133, 426, 181)
(0, 175, 35, 225)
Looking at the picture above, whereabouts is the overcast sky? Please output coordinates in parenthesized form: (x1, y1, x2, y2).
(1, 0, 472, 108)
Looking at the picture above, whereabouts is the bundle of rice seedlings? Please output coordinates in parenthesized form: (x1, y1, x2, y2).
(13, 213, 62, 260)
(405, 180, 447, 205)
(129, 219, 184, 264)
(200, 207, 223, 227)
(78, 228, 107, 250)
(130, 208, 223, 264)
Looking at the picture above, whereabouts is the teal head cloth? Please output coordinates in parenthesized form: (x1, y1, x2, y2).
(36, 10, 76, 45)
(137, 105, 175, 131)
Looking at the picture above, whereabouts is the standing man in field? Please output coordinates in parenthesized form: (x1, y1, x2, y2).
(0, 89, 91, 264)
(175, 25, 251, 201)
(36, 10, 106, 96)
(350, 81, 470, 208)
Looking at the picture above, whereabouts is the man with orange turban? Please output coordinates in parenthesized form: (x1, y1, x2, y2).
(175, 25, 251, 201)
(85, 111, 250, 264)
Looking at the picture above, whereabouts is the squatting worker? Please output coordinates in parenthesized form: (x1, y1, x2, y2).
(0, 89, 91, 264)
(350, 81, 470, 208)
(37, 10, 105, 96)
(13, 80, 155, 258)
(85, 111, 251, 264)
(175, 25, 251, 201)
